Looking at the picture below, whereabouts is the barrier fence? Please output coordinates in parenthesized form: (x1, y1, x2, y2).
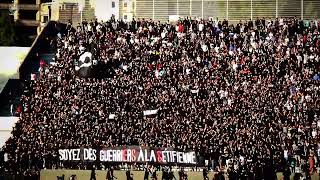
(132, 0, 320, 22)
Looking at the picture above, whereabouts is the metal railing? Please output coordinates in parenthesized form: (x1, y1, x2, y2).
(17, 4, 39, 10)
(0, 3, 10, 9)
(134, 0, 320, 22)
(0, 3, 39, 10)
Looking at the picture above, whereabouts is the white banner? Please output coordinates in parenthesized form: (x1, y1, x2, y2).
(143, 109, 158, 116)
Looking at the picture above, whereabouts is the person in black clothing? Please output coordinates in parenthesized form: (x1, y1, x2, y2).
(228, 168, 238, 180)
(253, 164, 263, 180)
(151, 166, 157, 180)
(239, 166, 248, 180)
(56, 174, 65, 180)
(106, 167, 117, 180)
(248, 166, 255, 180)
(0, 149, 4, 172)
(70, 175, 77, 180)
(144, 166, 150, 180)
(168, 167, 176, 180)
(162, 166, 168, 180)
(293, 172, 302, 180)
(131, 18, 136, 32)
(90, 167, 96, 180)
(178, 168, 183, 180)
(125, 169, 133, 180)
(178, 168, 187, 180)
(283, 166, 291, 180)
(202, 167, 208, 180)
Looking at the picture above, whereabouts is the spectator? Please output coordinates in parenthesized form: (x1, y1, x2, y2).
(106, 167, 116, 180)
(144, 165, 150, 180)
(125, 169, 133, 180)
(90, 167, 96, 180)
(203, 167, 209, 180)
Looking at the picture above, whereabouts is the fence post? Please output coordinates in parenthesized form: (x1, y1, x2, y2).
(301, 0, 303, 20)
(276, 0, 278, 18)
(251, 0, 253, 20)
(226, 0, 229, 20)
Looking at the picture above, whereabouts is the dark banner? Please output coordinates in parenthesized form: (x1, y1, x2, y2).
(58, 146, 197, 165)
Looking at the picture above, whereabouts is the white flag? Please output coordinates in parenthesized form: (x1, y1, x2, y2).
(143, 109, 158, 116)
(191, 89, 199, 94)
(109, 114, 116, 119)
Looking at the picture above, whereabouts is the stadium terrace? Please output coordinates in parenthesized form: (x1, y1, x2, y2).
(0, 16, 319, 180)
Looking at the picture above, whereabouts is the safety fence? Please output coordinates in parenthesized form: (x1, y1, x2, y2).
(132, 0, 320, 22)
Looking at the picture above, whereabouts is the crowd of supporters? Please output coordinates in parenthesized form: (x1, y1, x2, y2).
(1, 16, 320, 179)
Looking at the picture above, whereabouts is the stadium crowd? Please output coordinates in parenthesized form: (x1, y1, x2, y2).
(1, 16, 320, 179)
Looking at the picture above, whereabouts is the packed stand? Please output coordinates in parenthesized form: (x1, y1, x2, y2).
(2, 17, 320, 178)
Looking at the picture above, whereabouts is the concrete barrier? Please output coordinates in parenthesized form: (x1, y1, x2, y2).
(40, 169, 217, 180)
(40, 169, 320, 180)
